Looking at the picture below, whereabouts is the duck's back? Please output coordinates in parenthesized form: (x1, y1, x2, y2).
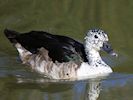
(4, 29, 87, 63)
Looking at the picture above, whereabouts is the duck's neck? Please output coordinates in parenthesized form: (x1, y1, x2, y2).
(84, 43, 107, 67)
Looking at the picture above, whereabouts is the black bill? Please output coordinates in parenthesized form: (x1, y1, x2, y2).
(101, 42, 118, 57)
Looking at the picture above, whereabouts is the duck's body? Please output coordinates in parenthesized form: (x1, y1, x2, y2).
(4, 29, 117, 79)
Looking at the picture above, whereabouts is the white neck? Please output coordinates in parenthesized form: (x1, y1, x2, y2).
(85, 49, 102, 65)
(76, 42, 112, 78)
(84, 42, 108, 67)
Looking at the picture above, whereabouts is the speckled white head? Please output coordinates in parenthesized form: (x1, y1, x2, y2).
(85, 29, 108, 50)
(76, 29, 115, 77)
(84, 29, 117, 56)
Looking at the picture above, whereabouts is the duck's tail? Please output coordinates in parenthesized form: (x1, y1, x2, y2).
(4, 29, 19, 44)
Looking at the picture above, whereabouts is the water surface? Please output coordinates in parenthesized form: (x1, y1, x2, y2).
(0, 0, 133, 100)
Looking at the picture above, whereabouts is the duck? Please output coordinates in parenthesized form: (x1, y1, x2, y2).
(4, 29, 117, 79)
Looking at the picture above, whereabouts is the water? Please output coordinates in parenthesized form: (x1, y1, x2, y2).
(0, 0, 133, 100)
(0, 55, 133, 100)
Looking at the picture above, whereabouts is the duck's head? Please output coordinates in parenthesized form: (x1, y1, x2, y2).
(84, 29, 118, 57)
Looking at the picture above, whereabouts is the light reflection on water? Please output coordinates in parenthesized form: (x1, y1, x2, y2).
(0, 54, 133, 100)
(0, 72, 133, 100)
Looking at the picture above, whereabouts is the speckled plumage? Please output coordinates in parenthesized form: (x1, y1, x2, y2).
(15, 43, 79, 79)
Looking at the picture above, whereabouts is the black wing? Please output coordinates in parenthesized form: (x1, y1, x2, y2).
(4, 29, 87, 62)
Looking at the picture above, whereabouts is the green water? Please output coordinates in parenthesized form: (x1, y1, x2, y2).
(0, 0, 133, 100)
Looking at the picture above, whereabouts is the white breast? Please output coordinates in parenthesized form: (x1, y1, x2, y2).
(77, 62, 113, 78)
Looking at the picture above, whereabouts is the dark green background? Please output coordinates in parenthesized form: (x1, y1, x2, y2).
(0, 0, 133, 100)
(1, 0, 133, 73)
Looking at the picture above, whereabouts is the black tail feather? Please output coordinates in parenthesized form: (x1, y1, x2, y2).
(4, 29, 19, 44)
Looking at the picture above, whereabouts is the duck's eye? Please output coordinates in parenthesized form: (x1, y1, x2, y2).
(94, 35, 98, 38)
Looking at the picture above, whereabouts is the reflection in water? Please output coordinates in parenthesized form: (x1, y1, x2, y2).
(0, 73, 133, 100)
(0, 55, 101, 100)
(0, 76, 104, 100)
(86, 81, 101, 100)
(0, 55, 133, 100)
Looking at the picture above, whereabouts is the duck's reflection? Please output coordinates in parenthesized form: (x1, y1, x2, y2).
(0, 75, 108, 100)
(86, 81, 101, 100)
